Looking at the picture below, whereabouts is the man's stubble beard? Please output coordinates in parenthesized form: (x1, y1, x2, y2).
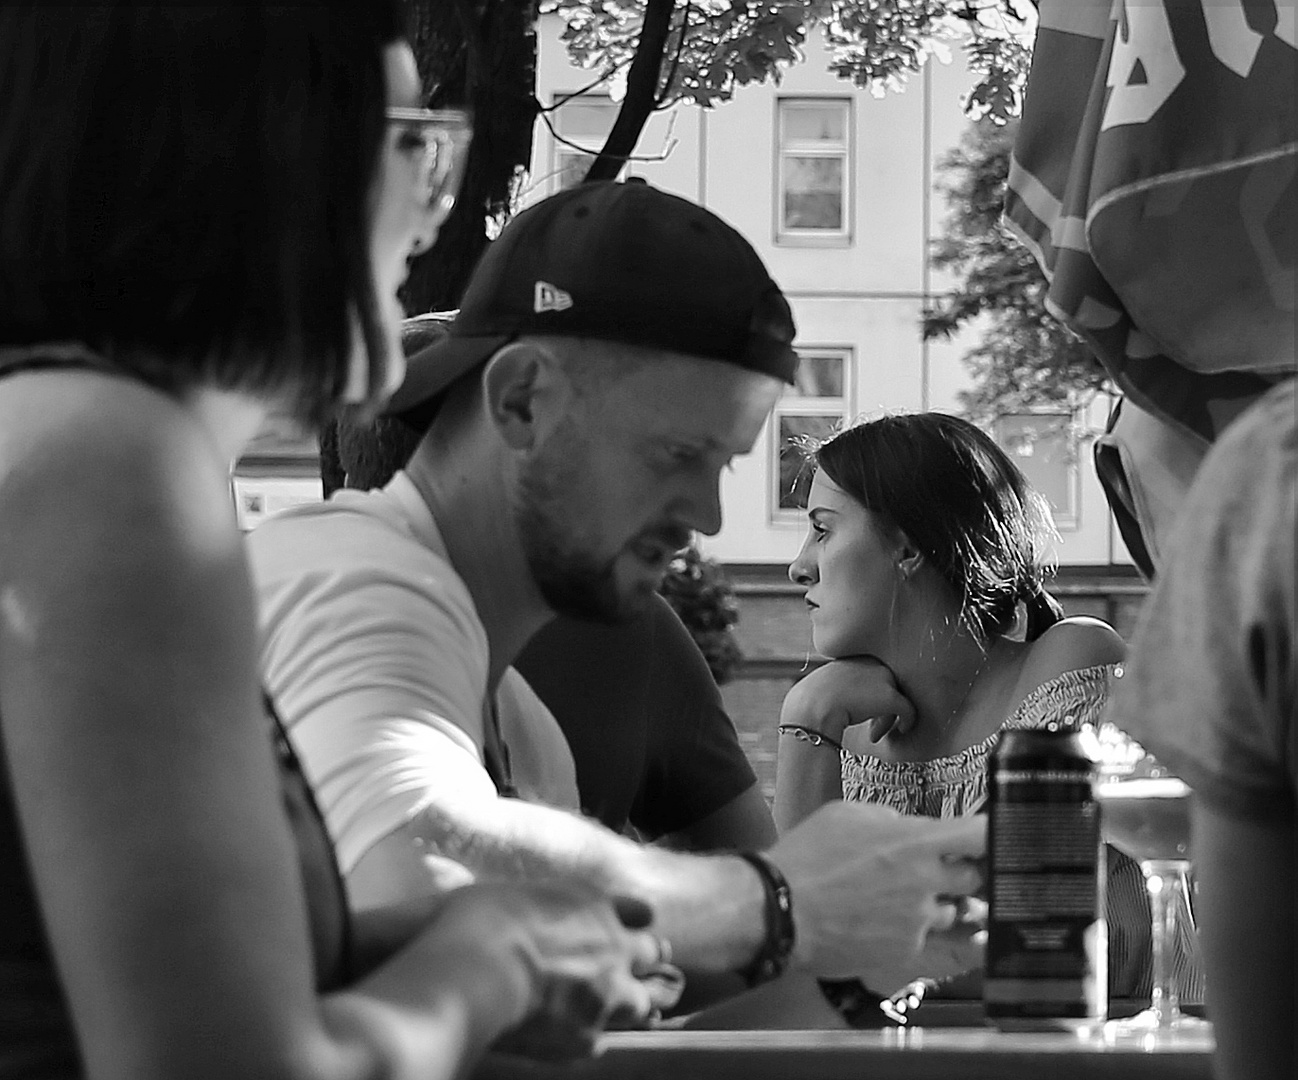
(513, 421, 653, 625)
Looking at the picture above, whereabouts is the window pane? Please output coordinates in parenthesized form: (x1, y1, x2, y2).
(556, 149, 593, 189)
(788, 353, 845, 398)
(782, 104, 845, 142)
(777, 415, 841, 510)
(995, 414, 1075, 518)
(782, 156, 843, 230)
(554, 96, 619, 190)
(557, 98, 616, 137)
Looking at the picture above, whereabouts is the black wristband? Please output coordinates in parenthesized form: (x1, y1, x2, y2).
(736, 850, 796, 987)
(817, 978, 887, 1028)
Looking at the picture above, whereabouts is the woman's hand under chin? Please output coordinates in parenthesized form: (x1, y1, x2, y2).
(781, 656, 918, 745)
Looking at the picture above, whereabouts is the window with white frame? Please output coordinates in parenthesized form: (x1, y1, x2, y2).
(993, 412, 1081, 531)
(550, 93, 622, 192)
(771, 347, 853, 519)
(776, 99, 851, 242)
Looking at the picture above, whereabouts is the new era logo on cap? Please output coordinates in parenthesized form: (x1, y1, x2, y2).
(534, 280, 573, 313)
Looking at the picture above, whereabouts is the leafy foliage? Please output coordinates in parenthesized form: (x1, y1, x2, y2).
(545, 1, 815, 109)
(922, 117, 1110, 423)
(544, 0, 1039, 123)
(824, 1, 964, 96)
(960, 26, 1033, 120)
(658, 546, 744, 685)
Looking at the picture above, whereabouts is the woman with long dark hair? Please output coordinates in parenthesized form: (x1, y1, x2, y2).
(0, 6, 662, 1078)
(775, 413, 1199, 1009)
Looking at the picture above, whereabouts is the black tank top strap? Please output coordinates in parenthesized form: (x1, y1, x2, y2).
(263, 690, 355, 989)
(0, 343, 120, 382)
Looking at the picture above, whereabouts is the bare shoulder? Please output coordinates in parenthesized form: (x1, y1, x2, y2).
(0, 374, 234, 561)
(1, 366, 247, 595)
(1018, 616, 1126, 689)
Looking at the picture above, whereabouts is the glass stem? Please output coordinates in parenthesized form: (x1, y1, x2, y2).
(1141, 859, 1185, 1027)
(1180, 869, 1197, 931)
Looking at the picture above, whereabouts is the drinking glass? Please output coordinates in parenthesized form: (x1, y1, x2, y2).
(1091, 720, 1210, 1037)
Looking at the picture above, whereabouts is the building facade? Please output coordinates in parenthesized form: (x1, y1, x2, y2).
(531, 14, 1133, 573)
(528, 14, 1142, 793)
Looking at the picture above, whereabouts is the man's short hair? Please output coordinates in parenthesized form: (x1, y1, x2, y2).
(336, 315, 452, 489)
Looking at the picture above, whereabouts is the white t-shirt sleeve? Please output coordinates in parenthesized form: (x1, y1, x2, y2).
(251, 510, 497, 873)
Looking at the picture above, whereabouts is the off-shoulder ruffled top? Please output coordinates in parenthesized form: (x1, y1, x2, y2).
(840, 664, 1115, 817)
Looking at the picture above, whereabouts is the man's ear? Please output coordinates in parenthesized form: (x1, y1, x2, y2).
(480, 340, 556, 450)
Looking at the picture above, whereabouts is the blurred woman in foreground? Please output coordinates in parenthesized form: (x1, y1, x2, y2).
(0, 5, 663, 1079)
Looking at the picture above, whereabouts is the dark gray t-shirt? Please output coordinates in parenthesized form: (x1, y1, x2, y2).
(1109, 379, 1296, 822)
(515, 593, 758, 839)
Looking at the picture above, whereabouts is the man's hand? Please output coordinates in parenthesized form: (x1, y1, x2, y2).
(768, 802, 986, 995)
(438, 887, 680, 1063)
(781, 657, 917, 744)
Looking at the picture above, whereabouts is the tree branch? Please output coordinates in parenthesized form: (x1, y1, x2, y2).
(537, 107, 679, 165)
(540, 60, 635, 113)
(654, 1, 691, 108)
(583, 0, 676, 183)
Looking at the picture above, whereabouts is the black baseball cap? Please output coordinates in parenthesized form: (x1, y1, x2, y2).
(385, 180, 798, 425)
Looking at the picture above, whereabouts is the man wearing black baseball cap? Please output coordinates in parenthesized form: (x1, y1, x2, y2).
(383, 178, 800, 428)
(249, 181, 985, 1012)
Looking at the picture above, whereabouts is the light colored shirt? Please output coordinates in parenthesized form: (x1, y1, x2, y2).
(248, 471, 577, 875)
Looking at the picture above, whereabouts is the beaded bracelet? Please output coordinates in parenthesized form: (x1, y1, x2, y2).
(735, 850, 796, 986)
(777, 723, 844, 754)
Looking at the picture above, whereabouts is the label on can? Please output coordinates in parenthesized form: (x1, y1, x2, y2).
(984, 729, 1106, 1028)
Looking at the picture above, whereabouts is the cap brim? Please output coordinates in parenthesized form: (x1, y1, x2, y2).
(383, 332, 513, 423)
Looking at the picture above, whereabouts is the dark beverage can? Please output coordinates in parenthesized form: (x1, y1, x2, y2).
(984, 726, 1106, 1030)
